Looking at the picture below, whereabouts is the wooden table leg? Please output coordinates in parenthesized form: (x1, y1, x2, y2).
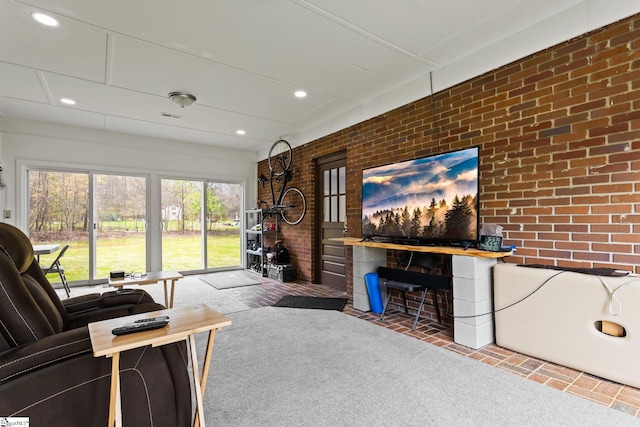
(109, 352, 121, 427)
(163, 280, 169, 308)
(193, 330, 217, 427)
(169, 279, 177, 308)
(189, 335, 206, 427)
(199, 330, 216, 396)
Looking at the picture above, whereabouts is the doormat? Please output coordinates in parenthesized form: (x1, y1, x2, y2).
(273, 295, 348, 311)
(200, 271, 261, 290)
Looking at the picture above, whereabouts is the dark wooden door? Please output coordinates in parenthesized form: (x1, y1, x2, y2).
(316, 153, 347, 290)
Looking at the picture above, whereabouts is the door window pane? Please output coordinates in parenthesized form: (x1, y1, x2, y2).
(95, 174, 147, 278)
(324, 170, 330, 196)
(331, 168, 338, 194)
(162, 179, 242, 272)
(161, 179, 203, 271)
(322, 166, 347, 224)
(331, 195, 338, 221)
(206, 182, 241, 268)
(29, 170, 89, 283)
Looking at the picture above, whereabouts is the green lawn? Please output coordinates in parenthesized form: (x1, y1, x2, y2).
(38, 234, 241, 283)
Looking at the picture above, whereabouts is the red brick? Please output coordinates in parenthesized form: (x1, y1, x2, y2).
(556, 241, 589, 251)
(268, 13, 640, 283)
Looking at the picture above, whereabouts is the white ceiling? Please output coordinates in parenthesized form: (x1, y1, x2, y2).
(1, 0, 640, 157)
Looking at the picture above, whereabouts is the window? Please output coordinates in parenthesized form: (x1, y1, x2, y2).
(161, 179, 241, 271)
(26, 167, 244, 285)
(28, 169, 147, 282)
(323, 166, 346, 223)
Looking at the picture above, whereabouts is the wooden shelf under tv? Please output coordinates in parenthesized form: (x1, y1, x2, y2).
(334, 237, 513, 259)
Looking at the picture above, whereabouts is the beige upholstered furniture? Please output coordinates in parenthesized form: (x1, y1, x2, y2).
(494, 263, 640, 388)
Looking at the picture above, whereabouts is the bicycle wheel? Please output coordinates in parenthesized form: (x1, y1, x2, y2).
(279, 187, 306, 225)
(268, 139, 292, 176)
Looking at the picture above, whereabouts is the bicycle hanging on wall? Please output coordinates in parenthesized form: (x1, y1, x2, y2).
(258, 139, 307, 225)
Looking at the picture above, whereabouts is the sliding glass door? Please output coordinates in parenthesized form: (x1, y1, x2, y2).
(28, 169, 147, 283)
(207, 182, 242, 268)
(27, 169, 242, 285)
(161, 178, 241, 272)
(94, 174, 147, 278)
(28, 170, 90, 282)
(161, 179, 204, 271)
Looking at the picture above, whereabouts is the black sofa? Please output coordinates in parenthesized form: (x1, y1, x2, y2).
(0, 223, 192, 426)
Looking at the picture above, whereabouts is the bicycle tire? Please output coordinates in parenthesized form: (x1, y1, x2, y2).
(268, 139, 292, 177)
(279, 187, 306, 225)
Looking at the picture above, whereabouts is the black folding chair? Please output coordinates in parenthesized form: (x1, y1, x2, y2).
(42, 244, 70, 297)
(378, 252, 451, 330)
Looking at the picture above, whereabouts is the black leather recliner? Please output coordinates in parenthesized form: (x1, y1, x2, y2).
(0, 223, 192, 426)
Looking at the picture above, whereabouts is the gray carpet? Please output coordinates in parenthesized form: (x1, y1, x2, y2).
(199, 271, 261, 290)
(62, 275, 251, 315)
(145, 275, 251, 313)
(202, 307, 640, 427)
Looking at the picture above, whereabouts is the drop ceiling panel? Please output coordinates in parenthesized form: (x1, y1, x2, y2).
(300, 0, 519, 55)
(2, 1, 640, 153)
(42, 71, 303, 144)
(291, 98, 361, 129)
(430, 4, 589, 94)
(586, 0, 640, 28)
(1, 1, 107, 82)
(233, 116, 304, 143)
(0, 97, 107, 130)
(43, 72, 255, 134)
(20, 0, 366, 83)
(301, 39, 434, 102)
(418, 0, 584, 64)
(105, 116, 261, 151)
(109, 36, 338, 122)
(0, 63, 49, 102)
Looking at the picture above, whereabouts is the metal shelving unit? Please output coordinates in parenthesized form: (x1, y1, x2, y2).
(245, 209, 278, 276)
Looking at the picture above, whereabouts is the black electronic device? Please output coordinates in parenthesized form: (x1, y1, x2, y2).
(112, 318, 169, 336)
(362, 146, 480, 247)
(478, 235, 502, 252)
(109, 270, 125, 279)
(134, 316, 169, 323)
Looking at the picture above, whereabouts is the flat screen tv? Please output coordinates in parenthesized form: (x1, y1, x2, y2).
(361, 146, 479, 246)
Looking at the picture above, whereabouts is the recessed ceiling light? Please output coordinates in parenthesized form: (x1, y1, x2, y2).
(294, 90, 307, 98)
(60, 98, 76, 105)
(236, 130, 246, 135)
(32, 12, 59, 27)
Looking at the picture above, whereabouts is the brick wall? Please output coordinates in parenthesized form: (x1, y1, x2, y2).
(258, 13, 640, 294)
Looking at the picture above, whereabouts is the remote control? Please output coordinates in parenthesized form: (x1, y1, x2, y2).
(134, 316, 169, 323)
(112, 319, 169, 336)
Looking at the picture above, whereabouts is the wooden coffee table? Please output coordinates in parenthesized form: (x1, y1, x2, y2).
(108, 270, 183, 308)
(88, 304, 232, 427)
